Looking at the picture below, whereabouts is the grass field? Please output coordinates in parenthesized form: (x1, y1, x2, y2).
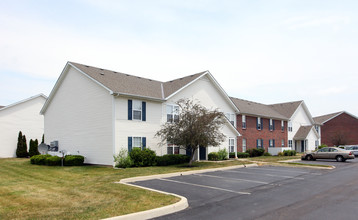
(0, 158, 249, 219)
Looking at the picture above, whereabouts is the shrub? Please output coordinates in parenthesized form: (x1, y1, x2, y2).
(217, 149, 228, 160)
(237, 152, 250, 158)
(263, 152, 272, 156)
(114, 149, 133, 168)
(45, 156, 62, 166)
(156, 154, 190, 166)
(283, 150, 296, 156)
(129, 148, 156, 167)
(229, 152, 236, 158)
(278, 152, 284, 156)
(29, 139, 40, 157)
(16, 131, 28, 158)
(318, 144, 328, 149)
(64, 155, 85, 166)
(30, 154, 51, 165)
(208, 152, 219, 161)
(246, 148, 265, 157)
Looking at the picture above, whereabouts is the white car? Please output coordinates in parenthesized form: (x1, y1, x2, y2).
(344, 145, 358, 157)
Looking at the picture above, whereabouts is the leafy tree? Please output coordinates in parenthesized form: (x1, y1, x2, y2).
(155, 99, 226, 166)
(29, 139, 40, 157)
(41, 134, 45, 144)
(16, 131, 28, 157)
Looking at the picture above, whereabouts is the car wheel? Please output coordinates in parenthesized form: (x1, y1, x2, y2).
(336, 155, 345, 162)
(306, 155, 313, 161)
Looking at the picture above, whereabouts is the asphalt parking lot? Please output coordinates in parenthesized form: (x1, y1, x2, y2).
(132, 159, 358, 220)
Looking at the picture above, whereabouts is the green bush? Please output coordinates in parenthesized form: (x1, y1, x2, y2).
(45, 156, 62, 166)
(29, 139, 40, 157)
(217, 149, 228, 160)
(318, 144, 328, 149)
(237, 152, 250, 158)
(229, 152, 235, 158)
(208, 152, 219, 161)
(156, 154, 190, 166)
(278, 152, 284, 156)
(30, 154, 51, 165)
(129, 148, 156, 167)
(246, 148, 265, 157)
(114, 149, 133, 168)
(64, 155, 85, 166)
(263, 152, 272, 156)
(283, 150, 296, 156)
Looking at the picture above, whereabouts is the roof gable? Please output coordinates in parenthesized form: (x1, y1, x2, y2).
(268, 101, 303, 118)
(313, 111, 358, 124)
(0, 94, 47, 112)
(293, 125, 315, 140)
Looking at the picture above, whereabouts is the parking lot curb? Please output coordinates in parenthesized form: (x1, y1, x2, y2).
(107, 163, 257, 220)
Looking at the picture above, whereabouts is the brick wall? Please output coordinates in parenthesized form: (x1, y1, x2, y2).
(321, 113, 358, 146)
(237, 114, 288, 152)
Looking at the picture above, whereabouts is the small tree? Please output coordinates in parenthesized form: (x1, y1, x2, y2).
(41, 134, 45, 144)
(16, 131, 28, 158)
(155, 99, 226, 166)
(29, 139, 40, 157)
(331, 132, 348, 146)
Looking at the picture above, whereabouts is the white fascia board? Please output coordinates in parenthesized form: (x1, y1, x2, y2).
(0, 94, 47, 112)
(40, 62, 114, 115)
(225, 118, 241, 136)
(165, 71, 208, 101)
(113, 93, 165, 102)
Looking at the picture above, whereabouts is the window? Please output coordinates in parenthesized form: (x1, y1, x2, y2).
(314, 125, 319, 133)
(257, 117, 262, 130)
(167, 105, 179, 123)
(269, 119, 275, 131)
(229, 138, 235, 153)
(128, 136, 146, 152)
(257, 139, 263, 149)
(133, 100, 142, 120)
(288, 140, 293, 148)
(281, 139, 285, 147)
(226, 113, 235, 126)
(242, 138, 247, 152)
(288, 121, 292, 132)
(315, 140, 319, 148)
(281, 120, 284, 131)
(269, 139, 275, 148)
(242, 115, 246, 129)
(167, 142, 180, 154)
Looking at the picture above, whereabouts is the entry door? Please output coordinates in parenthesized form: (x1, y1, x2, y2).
(301, 141, 305, 152)
(199, 146, 206, 160)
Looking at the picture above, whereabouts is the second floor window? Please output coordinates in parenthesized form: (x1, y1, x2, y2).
(281, 120, 285, 131)
(242, 115, 246, 129)
(269, 119, 275, 131)
(133, 100, 142, 120)
(167, 105, 179, 123)
(257, 117, 262, 130)
(288, 121, 293, 132)
(226, 113, 235, 126)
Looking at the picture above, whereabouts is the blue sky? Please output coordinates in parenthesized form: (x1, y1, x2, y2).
(0, 0, 357, 117)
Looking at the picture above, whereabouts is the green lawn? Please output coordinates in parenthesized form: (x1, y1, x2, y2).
(0, 158, 249, 219)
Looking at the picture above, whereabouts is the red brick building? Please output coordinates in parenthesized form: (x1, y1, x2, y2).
(231, 97, 288, 152)
(313, 111, 358, 146)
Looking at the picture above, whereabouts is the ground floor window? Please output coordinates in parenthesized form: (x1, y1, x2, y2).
(281, 139, 285, 147)
(257, 139, 263, 149)
(269, 139, 275, 148)
(288, 140, 293, 148)
(242, 138, 247, 152)
(167, 143, 180, 154)
(229, 138, 235, 153)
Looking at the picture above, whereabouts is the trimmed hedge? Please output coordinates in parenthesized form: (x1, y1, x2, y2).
(283, 150, 296, 156)
(64, 155, 84, 166)
(208, 152, 219, 161)
(237, 152, 250, 158)
(246, 148, 265, 157)
(156, 154, 190, 166)
(129, 148, 156, 167)
(30, 154, 84, 166)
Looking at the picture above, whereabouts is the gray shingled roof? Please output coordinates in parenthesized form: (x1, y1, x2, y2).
(268, 101, 302, 118)
(230, 97, 289, 120)
(293, 125, 313, 140)
(313, 112, 343, 124)
(70, 62, 205, 100)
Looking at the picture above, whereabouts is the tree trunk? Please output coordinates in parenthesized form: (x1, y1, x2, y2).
(188, 148, 196, 166)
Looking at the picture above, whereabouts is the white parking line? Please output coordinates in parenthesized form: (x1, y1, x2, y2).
(158, 178, 251, 195)
(223, 170, 304, 180)
(193, 173, 269, 184)
(246, 167, 321, 175)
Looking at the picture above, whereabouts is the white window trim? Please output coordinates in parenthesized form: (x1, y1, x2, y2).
(269, 119, 273, 131)
(257, 117, 262, 130)
(242, 138, 247, 152)
(226, 113, 236, 127)
(133, 136, 143, 148)
(167, 142, 180, 155)
(242, 115, 246, 129)
(166, 104, 179, 123)
(281, 139, 285, 147)
(229, 138, 235, 153)
(133, 100, 142, 121)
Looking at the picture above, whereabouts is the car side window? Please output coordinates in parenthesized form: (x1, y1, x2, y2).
(319, 148, 329, 152)
(330, 148, 338, 152)
(354, 147, 358, 150)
